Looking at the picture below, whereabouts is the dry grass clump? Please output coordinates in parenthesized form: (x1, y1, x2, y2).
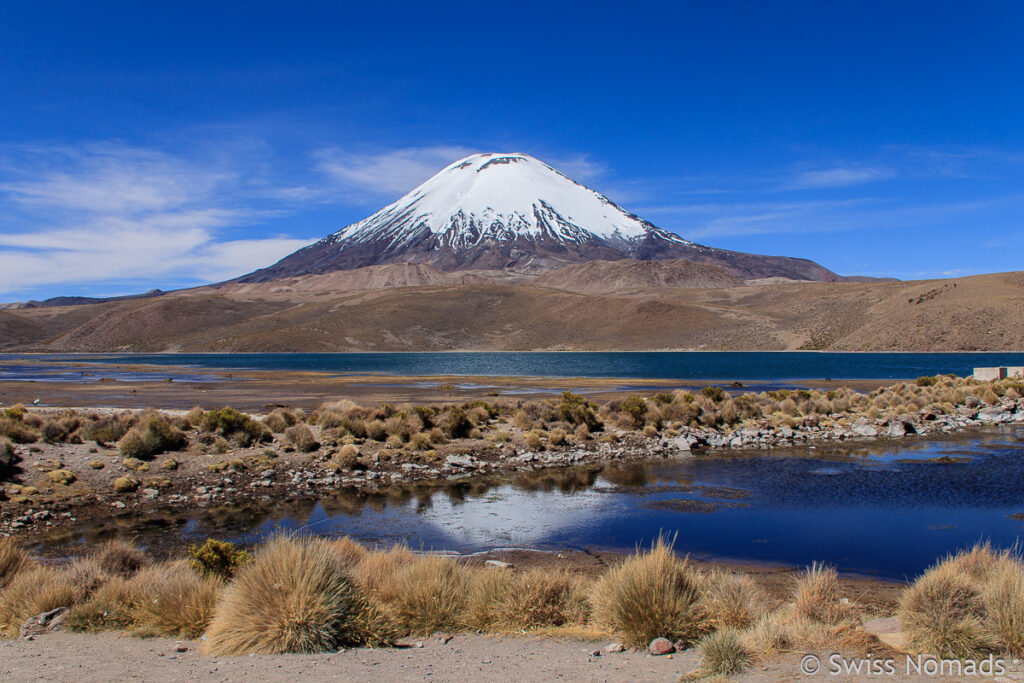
(64, 576, 137, 631)
(94, 539, 147, 578)
(284, 423, 319, 452)
(204, 536, 367, 654)
(899, 560, 994, 658)
(113, 476, 139, 492)
(591, 538, 708, 648)
(698, 627, 752, 676)
(794, 563, 854, 625)
(900, 544, 1024, 659)
(329, 536, 369, 568)
(199, 407, 271, 447)
(263, 408, 299, 433)
(371, 554, 471, 636)
(467, 568, 589, 631)
(0, 537, 29, 590)
(118, 412, 187, 459)
(702, 569, 771, 629)
(0, 565, 82, 635)
(133, 562, 220, 638)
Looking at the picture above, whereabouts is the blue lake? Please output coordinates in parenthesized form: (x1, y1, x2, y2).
(63, 426, 1024, 581)
(5, 351, 1024, 381)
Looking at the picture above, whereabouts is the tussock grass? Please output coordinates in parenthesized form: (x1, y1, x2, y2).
(118, 412, 187, 459)
(982, 559, 1024, 656)
(94, 539, 147, 578)
(899, 559, 994, 659)
(702, 570, 771, 629)
(65, 576, 137, 631)
(794, 563, 853, 625)
(467, 567, 589, 631)
(284, 423, 319, 452)
(591, 537, 708, 648)
(698, 628, 752, 676)
(0, 565, 82, 635)
(0, 537, 28, 590)
(134, 562, 220, 638)
(375, 554, 470, 636)
(204, 536, 366, 655)
(329, 536, 368, 568)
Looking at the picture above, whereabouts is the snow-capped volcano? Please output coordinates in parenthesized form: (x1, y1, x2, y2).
(240, 152, 838, 281)
(330, 152, 689, 252)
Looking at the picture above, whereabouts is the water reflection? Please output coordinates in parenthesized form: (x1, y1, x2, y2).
(40, 426, 1024, 579)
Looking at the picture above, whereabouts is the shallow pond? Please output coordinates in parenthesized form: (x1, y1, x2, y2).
(48, 427, 1024, 580)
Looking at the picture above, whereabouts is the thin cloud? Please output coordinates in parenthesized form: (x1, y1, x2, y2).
(787, 165, 896, 190)
(315, 145, 477, 200)
(0, 142, 315, 297)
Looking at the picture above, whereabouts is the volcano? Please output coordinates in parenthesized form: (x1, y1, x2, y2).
(239, 153, 838, 282)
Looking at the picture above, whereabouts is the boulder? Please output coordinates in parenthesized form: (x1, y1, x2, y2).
(648, 637, 676, 656)
(851, 424, 878, 437)
(19, 607, 67, 638)
(604, 642, 625, 654)
(445, 454, 476, 469)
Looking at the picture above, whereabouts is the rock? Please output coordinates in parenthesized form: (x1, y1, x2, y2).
(977, 407, 1011, 423)
(445, 454, 476, 469)
(604, 642, 625, 653)
(141, 488, 159, 500)
(648, 637, 675, 656)
(851, 424, 878, 437)
(415, 641, 424, 648)
(666, 436, 691, 452)
(173, 642, 189, 652)
(19, 607, 67, 638)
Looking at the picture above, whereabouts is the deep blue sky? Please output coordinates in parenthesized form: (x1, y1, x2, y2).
(0, 1, 1021, 299)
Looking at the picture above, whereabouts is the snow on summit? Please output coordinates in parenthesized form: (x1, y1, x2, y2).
(329, 152, 691, 250)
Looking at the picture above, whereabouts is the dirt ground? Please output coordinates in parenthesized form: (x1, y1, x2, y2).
(2, 632, 1021, 682)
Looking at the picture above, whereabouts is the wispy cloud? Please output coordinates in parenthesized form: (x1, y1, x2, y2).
(0, 143, 314, 297)
(315, 145, 477, 200)
(787, 164, 896, 189)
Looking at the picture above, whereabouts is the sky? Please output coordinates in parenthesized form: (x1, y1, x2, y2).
(0, 1, 1021, 300)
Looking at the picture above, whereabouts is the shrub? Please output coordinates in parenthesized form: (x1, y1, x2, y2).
(118, 412, 187, 459)
(0, 417, 38, 444)
(88, 459, 105, 469)
(365, 419, 387, 441)
(189, 539, 252, 580)
(0, 537, 28, 590)
(160, 457, 178, 470)
(916, 376, 938, 387)
(701, 386, 727, 402)
(200, 407, 271, 447)
(698, 628, 752, 676)
(113, 476, 139, 493)
(899, 561, 994, 659)
(445, 407, 473, 439)
(203, 536, 368, 654)
(523, 430, 544, 450)
(408, 432, 432, 450)
(95, 539, 147, 578)
(617, 396, 647, 427)
(263, 409, 297, 433)
(328, 444, 360, 471)
(284, 423, 319, 452)
(591, 538, 708, 648)
(46, 468, 76, 485)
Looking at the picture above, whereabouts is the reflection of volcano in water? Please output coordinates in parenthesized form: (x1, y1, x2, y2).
(46, 428, 1024, 579)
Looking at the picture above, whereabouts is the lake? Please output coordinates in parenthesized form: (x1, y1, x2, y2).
(5, 351, 1024, 382)
(50, 426, 1024, 581)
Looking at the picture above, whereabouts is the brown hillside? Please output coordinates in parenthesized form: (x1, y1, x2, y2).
(2, 272, 1022, 352)
(531, 259, 743, 292)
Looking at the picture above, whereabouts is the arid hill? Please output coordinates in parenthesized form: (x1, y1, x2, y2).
(2, 267, 1022, 352)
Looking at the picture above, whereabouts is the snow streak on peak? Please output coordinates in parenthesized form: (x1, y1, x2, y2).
(326, 152, 691, 252)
